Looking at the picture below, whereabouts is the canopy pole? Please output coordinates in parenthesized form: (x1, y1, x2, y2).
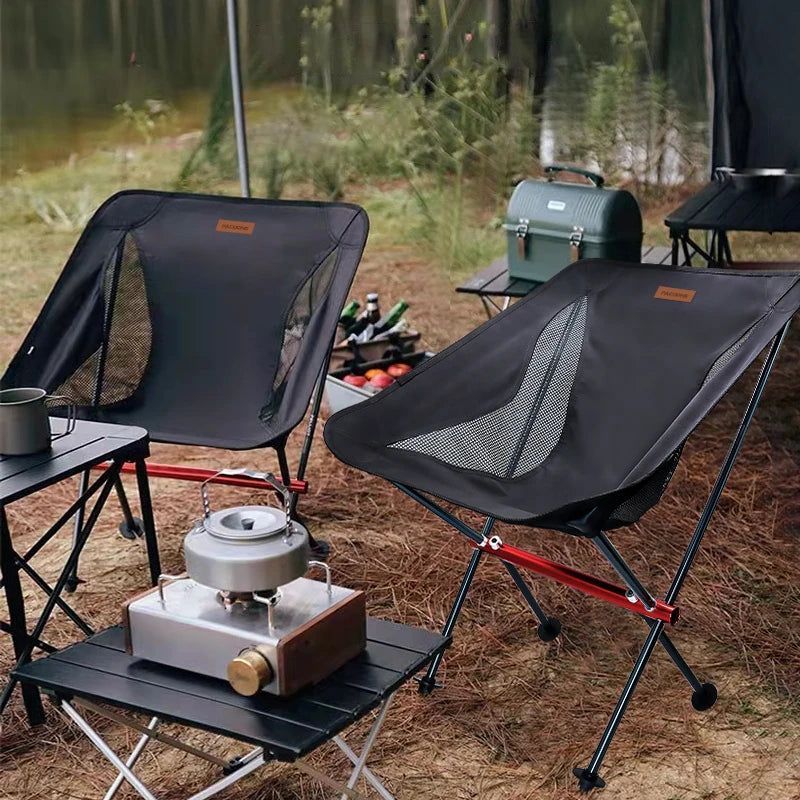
(226, 0, 250, 197)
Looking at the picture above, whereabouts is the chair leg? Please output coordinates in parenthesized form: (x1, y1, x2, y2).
(417, 548, 484, 695)
(502, 562, 561, 642)
(134, 459, 161, 586)
(114, 474, 145, 541)
(642, 618, 717, 712)
(574, 620, 664, 793)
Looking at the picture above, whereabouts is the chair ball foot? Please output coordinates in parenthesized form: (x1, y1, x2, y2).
(118, 517, 145, 540)
(691, 682, 718, 712)
(414, 675, 441, 695)
(537, 617, 561, 642)
(573, 767, 606, 793)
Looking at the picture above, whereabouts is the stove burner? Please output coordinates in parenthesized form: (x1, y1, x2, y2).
(216, 588, 279, 612)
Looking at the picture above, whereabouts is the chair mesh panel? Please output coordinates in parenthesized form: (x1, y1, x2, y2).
(261, 248, 339, 423)
(605, 444, 684, 528)
(54, 233, 151, 406)
(703, 323, 758, 387)
(389, 296, 587, 478)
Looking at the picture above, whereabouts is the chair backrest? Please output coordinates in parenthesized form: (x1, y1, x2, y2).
(324, 260, 800, 528)
(1, 191, 369, 449)
(709, 0, 800, 170)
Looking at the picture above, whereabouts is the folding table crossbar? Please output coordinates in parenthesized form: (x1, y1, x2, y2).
(324, 260, 800, 791)
(13, 619, 448, 800)
(1, 421, 160, 724)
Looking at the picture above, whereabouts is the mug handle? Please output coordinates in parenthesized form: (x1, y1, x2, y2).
(45, 395, 77, 441)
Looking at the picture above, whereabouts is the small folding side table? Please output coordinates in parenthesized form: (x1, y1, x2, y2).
(456, 245, 681, 319)
(0, 419, 160, 724)
(13, 619, 449, 800)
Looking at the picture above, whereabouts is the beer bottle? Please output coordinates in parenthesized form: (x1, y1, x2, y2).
(347, 293, 381, 337)
(338, 300, 361, 333)
(372, 300, 408, 336)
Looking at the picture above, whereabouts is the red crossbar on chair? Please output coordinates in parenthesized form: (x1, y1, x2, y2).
(473, 536, 679, 625)
(92, 462, 308, 494)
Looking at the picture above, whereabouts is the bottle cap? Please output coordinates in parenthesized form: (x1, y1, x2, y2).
(366, 292, 379, 301)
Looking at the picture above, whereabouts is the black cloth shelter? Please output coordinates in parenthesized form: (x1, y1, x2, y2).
(666, 0, 800, 264)
(324, 259, 800, 792)
(709, 0, 800, 172)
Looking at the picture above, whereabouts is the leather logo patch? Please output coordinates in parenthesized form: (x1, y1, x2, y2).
(216, 219, 255, 235)
(654, 285, 696, 303)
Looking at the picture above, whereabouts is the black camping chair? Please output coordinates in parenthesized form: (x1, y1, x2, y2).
(324, 259, 800, 793)
(1, 190, 369, 584)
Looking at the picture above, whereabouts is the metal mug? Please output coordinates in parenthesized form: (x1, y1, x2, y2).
(0, 388, 76, 456)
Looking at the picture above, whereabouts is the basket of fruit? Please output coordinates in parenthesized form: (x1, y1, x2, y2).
(325, 351, 433, 415)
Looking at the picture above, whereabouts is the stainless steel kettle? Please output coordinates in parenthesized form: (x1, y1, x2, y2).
(183, 470, 310, 593)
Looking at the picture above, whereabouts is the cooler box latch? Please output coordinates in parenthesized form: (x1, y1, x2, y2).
(515, 219, 530, 260)
(569, 227, 584, 262)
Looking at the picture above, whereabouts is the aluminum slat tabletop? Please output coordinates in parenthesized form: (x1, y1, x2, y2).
(13, 619, 450, 762)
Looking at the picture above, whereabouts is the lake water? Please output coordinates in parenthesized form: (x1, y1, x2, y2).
(1, 0, 709, 180)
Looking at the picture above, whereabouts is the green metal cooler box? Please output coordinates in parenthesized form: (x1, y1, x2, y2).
(504, 166, 643, 283)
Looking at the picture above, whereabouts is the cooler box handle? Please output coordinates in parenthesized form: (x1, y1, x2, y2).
(545, 165, 605, 188)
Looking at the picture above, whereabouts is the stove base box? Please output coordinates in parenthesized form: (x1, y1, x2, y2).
(123, 577, 366, 696)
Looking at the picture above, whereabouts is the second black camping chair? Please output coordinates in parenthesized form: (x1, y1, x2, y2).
(1, 191, 369, 584)
(324, 259, 800, 792)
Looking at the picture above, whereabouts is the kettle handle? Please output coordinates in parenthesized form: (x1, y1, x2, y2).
(201, 469, 292, 525)
(544, 164, 605, 188)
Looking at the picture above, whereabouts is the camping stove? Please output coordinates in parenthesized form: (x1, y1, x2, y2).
(123, 470, 365, 696)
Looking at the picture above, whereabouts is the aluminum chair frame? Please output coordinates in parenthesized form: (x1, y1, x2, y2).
(398, 321, 789, 793)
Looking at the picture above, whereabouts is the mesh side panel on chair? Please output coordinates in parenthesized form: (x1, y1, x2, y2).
(54, 233, 151, 406)
(703, 324, 758, 387)
(261, 248, 339, 423)
(605, 445, 684, 528)
(389, 296, 587, 477)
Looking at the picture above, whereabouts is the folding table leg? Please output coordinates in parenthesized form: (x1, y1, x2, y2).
(104, 716, 159, 800)
(60, 699, 159, 800)
(0, 468, 117, 717)
(338, 696, 394, 800)
(0, 505, 45, 724)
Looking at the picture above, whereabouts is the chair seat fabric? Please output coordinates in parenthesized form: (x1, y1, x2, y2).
(324, 260, 800, 530)
(2, 191, 369, 450)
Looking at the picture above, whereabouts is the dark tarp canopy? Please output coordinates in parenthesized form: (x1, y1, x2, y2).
(709, 0, 800, 170)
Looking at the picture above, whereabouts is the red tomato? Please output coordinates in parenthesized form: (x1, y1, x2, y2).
(368, 373, 395, 389)
(387, 363, 412, 378)
(343, 374, 367, 387)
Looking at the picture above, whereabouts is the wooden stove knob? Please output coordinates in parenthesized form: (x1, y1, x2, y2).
(227, 647, 273, 696)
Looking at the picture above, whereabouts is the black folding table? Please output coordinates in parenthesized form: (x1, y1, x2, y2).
(13, 619, 449, 800)
(456, 245, 680, 318)
(0, 419, 160, 724)
(665, 181, 800, 266)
